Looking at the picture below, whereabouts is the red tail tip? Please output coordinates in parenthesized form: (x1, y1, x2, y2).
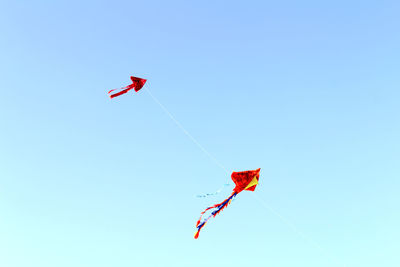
(194, 231, 200, 239)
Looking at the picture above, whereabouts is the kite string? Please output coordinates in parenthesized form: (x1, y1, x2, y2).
(146, 88, 230, 175)
(145, 88, 345, 266)
(252, 193, 346, 267)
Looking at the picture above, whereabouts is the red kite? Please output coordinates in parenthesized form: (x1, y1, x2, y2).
(194, 168, 261, 239)
(108, 76, 147, 99)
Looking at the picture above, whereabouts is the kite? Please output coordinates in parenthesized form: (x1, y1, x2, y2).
(108, 76, 147, 99)
(194, 168, 261, 239)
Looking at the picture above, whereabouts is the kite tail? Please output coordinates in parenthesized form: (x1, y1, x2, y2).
(196, 183, 231, 198)
(194, 191, 238, 239)
(108, 84, 135, 99)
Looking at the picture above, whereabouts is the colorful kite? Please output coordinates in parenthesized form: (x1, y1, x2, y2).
(108, 76, 147, 99)
(194, 168, 261, 239)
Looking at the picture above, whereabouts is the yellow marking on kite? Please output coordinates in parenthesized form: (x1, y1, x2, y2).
(244, 175, 259, 190)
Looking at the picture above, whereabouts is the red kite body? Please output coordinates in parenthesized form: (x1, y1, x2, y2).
(108, 76, 147, 99)
(194, 168, 260, 239)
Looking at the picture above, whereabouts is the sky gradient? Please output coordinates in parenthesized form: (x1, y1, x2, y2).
(1, 1, 399, 266)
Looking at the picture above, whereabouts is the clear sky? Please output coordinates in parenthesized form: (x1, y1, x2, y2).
(1, 1, 399, 266)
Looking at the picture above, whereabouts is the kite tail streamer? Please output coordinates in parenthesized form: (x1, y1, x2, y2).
(108, 84, 135, 99)
(196, 183, 231, 198)
(194, 192, 238, 239)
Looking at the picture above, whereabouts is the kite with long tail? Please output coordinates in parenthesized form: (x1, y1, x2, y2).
(107, 77, 261, 239)
(108, 76, 147, 99)
(195, 168, 261, 239)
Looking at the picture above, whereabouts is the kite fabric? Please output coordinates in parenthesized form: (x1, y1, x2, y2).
(194, 168, 261, 239)
(108, 76, 147, 99)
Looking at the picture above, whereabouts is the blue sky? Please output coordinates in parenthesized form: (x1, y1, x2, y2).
(1, 1, 399, 266)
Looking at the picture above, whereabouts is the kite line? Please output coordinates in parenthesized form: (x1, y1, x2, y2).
(145, 87, 346, 266)
(107, 77, 344, 264)
(252, 194, 346, 266)
(146, 88, 231, 175)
